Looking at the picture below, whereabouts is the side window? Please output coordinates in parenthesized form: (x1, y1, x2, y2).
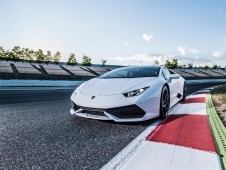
(169, 69, 175, 74)
(162, 68, 171, 81)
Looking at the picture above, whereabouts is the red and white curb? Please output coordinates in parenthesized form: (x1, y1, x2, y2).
(101, 86, 222, 170)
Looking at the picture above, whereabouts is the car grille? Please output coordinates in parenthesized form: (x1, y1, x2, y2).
(81, 109, 106, 116)
(107, 105, 145, 119)
(72, 102, 145, 119)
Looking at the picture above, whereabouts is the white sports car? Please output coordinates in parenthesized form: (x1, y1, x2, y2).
(70, 66, 186, 122)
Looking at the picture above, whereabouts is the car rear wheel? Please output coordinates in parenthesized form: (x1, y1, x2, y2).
(160, 86, 170, 119)
(180, 84, 186, 102)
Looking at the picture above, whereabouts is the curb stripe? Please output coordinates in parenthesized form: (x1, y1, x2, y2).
(180, 97, 206, 104)
(146, 114, 217, 153)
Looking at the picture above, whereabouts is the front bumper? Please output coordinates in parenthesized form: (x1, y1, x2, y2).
(70, 102, 148, 122)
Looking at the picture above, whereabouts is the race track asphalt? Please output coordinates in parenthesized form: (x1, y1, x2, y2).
(0, 82, 224, 170)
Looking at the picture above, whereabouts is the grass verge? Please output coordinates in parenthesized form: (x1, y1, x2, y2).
(206, 87, 226, 169)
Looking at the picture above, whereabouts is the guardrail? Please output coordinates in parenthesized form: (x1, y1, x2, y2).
(206, 91, 226, 169)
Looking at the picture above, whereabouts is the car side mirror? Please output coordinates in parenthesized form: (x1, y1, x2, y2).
(169, 74, 180, 81)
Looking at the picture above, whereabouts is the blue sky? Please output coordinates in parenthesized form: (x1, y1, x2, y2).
(1, 0, 226, 66)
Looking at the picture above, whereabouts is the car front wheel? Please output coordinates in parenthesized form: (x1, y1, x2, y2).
(160, 86, 170, 119)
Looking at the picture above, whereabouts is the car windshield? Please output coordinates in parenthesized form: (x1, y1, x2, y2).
(100, 66, 160, 78)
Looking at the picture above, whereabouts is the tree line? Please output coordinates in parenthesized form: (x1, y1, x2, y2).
(154, 59, 224, 69)
(1, 46, 223, 68)
(0, 46, 108, 66)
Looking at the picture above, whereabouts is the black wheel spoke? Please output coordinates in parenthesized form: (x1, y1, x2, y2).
(160, 87, 170, 118)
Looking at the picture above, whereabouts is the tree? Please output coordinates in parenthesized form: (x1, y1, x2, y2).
(188, 63, 193, 69)
(154, 60, 159, 65)
(171, 58, 178, 69)
(21, 48, 32, 61)
(35, 49, 45, 62)
(101, 59, 107, 67)
(82, 55, 92, 66)
(10, 46, 21, 60)
(46, 51, 52, 63)
(67, 53, 77, 65)
(53, 51, 61, 63)
(164, 60, 171, 67)
(213, 64, 218, 69)
(30, 49, 35, 61)
(177, 65, 183, 68)
(0, 46, 5, 58)
(204, 65, 209, 69)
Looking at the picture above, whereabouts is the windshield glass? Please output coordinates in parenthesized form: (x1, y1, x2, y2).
(100, 66, 160, 79)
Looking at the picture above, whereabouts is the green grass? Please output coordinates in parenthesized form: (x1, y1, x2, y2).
(206, 87, 226, 169)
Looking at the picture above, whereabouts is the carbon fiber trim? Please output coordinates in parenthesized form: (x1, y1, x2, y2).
(107, 105, 146, 118)
(72, 102, 146, 119)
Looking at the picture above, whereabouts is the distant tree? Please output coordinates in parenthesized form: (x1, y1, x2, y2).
(101, 59, 107, 67)
(35, 49, 45, 61)
(67, 53, 77, 65)
(204, 65, 209, 69)
(188, 63, 193, 68)
(154, 60, 159, 65)
(164, 60, 171, 67)
(21, 48, 32, 60)
(82, 55, 92, 66)
(213, 64, 218, 69)
(45, 51, 52, 63)
(53, 51, 61, 63)
(0, 46, 5, 58)
(177, 65, 183, 68)
(11, 46, 22, 60)
(29, 49, 35, 61)
(4, 50, 10, 59)
(218, 66, 221, 69)
(171, 58, 178, 69)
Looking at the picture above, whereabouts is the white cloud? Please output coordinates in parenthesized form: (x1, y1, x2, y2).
(177, 47, 186, 56)
(124, 41, 129, 46)
(108, 56, 125, 61)
(212, 51, 225, 58)
(142, 34, 153, 42)
(189, 48, 206, 55)
(109, 53, 172, 65)
(108, 53, 214, 67)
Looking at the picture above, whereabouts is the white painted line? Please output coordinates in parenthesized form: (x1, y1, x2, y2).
(101, 121, 160, 170)
(196, 89, 210, 92)
(186, 94, 207, 99)
(121, 141, 222, 170)
(169, 103, 207, 115)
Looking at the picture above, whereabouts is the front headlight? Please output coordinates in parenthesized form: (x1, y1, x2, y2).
(123, 87, 149, 97)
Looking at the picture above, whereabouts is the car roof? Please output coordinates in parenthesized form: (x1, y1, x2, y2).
(124, 65, 162, 69)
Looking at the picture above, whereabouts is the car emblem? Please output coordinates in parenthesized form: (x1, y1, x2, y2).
(91, 96, 95, 99)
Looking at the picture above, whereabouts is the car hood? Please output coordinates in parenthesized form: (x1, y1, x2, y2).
(79, 77, 158, 96)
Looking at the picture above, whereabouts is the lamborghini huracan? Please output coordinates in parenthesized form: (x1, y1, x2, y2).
(70, 66, 186, 122)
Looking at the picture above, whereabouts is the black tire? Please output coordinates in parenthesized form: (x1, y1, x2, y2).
(160, 86, 170, 119)
(180, 83, 186, 102)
